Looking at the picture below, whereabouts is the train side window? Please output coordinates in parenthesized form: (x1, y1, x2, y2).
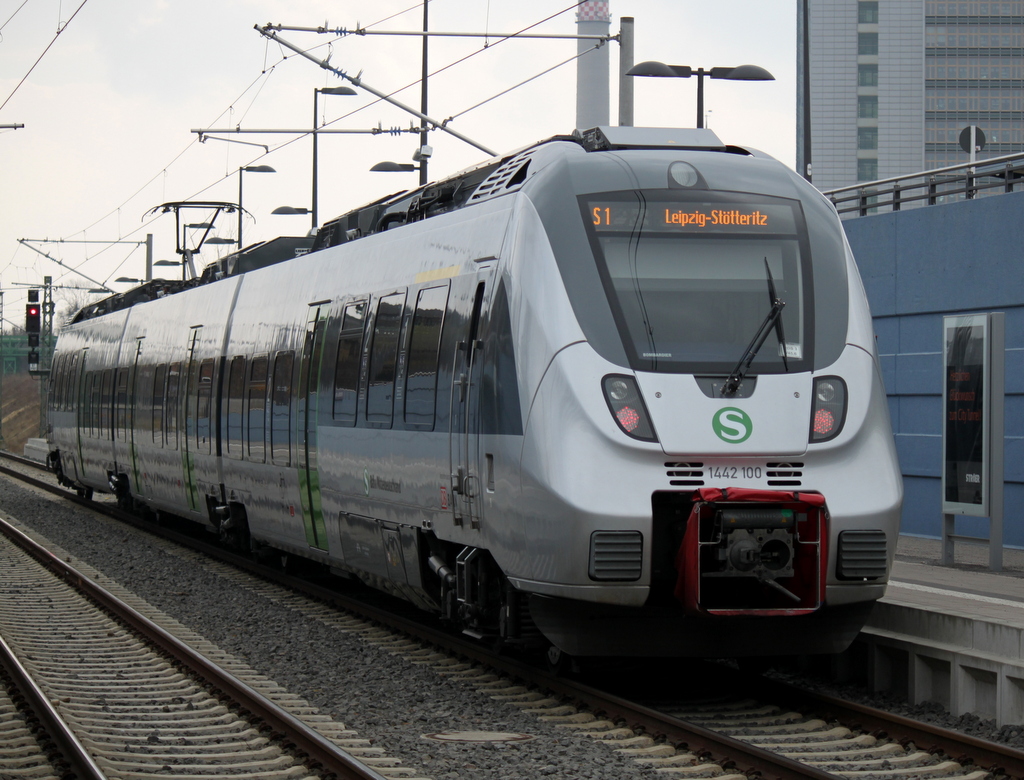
(89, 372, 101, 438)
(135, 365, 154, 437)
(60, 354, 70, 409)
(196, 358, 215, 454)
(247, 355, 268, 462)
(226, 356, 245, 459)
(405, 285, 449, 427)
(49, 354, 62, 409)
(152, 365, 166, 445)
(333, 300, 365, 424)
(80, 371, 91, 436)
(114, 368, 129, 441)
(270, 351, 293, 465)
(64, 354, 78, 411)
(51, 354, 63, 410)
(100, 369, 114, 440)
(367, 293, 405, 426)
(166, 362, 181, 449)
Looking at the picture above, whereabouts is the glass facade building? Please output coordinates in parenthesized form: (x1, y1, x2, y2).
(797, 0, 1024, 190)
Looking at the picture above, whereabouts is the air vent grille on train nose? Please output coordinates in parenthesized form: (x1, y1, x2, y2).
(589, 531, 643, 581)
(666, 462, 705, 486)
(837, 530, 888, 580)
(766, 462, 803, 486)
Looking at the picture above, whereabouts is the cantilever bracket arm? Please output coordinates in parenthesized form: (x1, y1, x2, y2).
(255, 25, 498, 157)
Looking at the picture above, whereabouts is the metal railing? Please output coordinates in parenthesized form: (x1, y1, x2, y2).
(821, 151, 1024, 217)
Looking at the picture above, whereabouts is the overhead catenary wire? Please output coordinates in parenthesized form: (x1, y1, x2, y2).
(0, 0, 90, 114)
(25, 1, 589, 287)
(448, 40, 603, 121)
(250, 0, 587, 154)
(48, 4, 411, 250)
(0, 0, 32, 37)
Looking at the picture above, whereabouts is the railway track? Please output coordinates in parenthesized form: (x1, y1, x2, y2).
(5, 451, 1024, 779)
(0, 501, 399, 779)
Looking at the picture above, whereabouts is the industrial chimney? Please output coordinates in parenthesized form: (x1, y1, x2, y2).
(576, 0, 611, 130)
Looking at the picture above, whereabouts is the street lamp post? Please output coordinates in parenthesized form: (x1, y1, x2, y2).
(626, 61, 775, 129)
(312, 87, 357, 230)
(237, 165, 276, 248)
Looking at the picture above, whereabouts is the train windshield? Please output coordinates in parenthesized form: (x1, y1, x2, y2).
(582, 192, 812, 375)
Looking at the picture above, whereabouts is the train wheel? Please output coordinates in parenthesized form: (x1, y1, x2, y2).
(219, 505, 251, 553)
(545, 644, 572, 675)
(76, 487, 93, 500)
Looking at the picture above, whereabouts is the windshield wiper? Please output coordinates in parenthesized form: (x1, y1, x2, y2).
(722, 258, 787, 397)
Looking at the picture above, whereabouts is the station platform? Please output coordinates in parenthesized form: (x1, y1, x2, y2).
(852, 535, 1024, 725)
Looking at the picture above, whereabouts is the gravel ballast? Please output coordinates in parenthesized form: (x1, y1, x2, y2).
(0, 476, 656, 780)
(5, 472, 1024, 775)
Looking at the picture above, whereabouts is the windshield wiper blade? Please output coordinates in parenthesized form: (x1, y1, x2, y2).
(765, 260, 789, 373)
(722, 258, 786, 397)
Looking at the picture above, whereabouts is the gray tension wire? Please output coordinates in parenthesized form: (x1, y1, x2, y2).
(256, 25, 497, 157)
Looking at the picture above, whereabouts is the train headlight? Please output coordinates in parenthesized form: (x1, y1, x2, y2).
(607, 378, 630, 401)
(809, 376, 847, 442)
(602, 375, 658, 443)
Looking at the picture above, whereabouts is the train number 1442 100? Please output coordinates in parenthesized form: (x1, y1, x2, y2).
(709, 466, 762, 480)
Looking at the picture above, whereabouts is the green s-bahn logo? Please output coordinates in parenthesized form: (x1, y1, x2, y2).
(712, 407, 753, 444)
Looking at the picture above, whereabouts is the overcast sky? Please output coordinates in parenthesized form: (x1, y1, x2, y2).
(0, 0, 796, 322)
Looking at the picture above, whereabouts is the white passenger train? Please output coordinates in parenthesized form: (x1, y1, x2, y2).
(46, 127, 902, 658)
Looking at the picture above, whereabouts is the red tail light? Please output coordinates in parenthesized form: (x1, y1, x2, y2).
(602, 375, 658, 442)
(809, 376, 847, 442)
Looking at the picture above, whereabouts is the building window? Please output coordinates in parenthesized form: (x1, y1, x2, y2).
(858, 32, 879, 55)
(858, 95, 879, 118)
(857, 159, 879, 182)
(858, 127, 879, 150)
(858, 1, 879, 23)
(858, 64, 879, 87)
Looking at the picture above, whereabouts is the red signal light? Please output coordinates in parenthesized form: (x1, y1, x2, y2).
(25, 304, 41, 333)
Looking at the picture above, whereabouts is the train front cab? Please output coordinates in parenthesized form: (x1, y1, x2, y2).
(519, 141, 901, 658)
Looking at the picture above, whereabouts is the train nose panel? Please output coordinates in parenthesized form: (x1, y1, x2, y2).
(634, 373, 812, 456)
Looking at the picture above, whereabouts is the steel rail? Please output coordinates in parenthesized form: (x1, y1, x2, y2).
(752, 674, 1024, 780)
(0, 509, 391, 780)
(9, 451, 1024, 778)
(0, 455, 832, 779)
(0, 630, 108, 780)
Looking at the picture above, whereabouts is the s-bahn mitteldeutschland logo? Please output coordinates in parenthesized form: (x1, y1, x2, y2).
(712, 407, 753, 444)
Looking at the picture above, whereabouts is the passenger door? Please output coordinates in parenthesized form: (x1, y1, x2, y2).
(127, 338, 144, 497)
(297, 303, 329, 550)
(449, 280, 486, 529)
(75, 349, 89, 483)
(182, 327, 202, 512)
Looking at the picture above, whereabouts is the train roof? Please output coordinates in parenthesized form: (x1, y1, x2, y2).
(69, 127, 758, 326)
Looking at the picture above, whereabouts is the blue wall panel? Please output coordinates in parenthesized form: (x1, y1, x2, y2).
(843, 193, 1024, 546)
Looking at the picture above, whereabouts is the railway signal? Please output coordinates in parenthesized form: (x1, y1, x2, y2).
(26, 290, 41, 345)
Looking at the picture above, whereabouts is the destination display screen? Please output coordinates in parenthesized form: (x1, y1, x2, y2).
(587, 201, 798, 235)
